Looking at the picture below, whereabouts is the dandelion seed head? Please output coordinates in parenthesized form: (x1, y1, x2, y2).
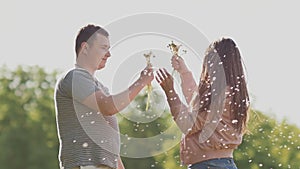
(82, 142, 88, 148)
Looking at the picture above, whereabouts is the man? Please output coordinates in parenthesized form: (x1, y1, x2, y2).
(54, 24, 153, 169)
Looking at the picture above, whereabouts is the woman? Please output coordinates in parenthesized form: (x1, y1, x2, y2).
(156, 38, 250, 169)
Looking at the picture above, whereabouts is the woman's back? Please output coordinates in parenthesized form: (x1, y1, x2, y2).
(180, 86, 244, 165)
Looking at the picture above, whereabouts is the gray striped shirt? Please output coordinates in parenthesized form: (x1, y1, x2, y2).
(55, 68, 119, 169)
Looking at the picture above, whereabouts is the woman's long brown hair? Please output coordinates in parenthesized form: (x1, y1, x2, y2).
(197, 38, 250, 133)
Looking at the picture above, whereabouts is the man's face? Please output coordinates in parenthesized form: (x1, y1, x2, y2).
(87, 33, 111, 70)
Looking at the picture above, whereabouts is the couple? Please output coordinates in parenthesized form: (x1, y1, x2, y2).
(54, 24, 250, 169)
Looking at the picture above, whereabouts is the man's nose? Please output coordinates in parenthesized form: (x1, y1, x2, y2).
(106, 51, 111, 57)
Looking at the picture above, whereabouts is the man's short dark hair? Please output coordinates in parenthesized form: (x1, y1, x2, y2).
(75, 24, 109, 56)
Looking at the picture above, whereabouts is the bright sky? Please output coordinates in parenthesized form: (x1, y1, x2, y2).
(1, 0, 299, 127)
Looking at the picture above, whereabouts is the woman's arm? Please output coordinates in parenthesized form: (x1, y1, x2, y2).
(117, 156, 125, 169)
(171, 55, 197, 104)
(156, 68, 204, 135)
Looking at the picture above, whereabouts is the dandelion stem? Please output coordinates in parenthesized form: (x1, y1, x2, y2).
(145, 84, 152, 111)
(144, 51, 154, 111)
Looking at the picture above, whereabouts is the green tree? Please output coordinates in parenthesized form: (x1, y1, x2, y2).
(1, 65, 300, 169)
(0, 65, 59, 169)
(235, 110, 300, 168)
(118, 89, 182, 169)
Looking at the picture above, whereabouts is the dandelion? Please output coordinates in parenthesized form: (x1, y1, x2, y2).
(82, 142, 88, 148)
(144, 51, 155, 111)
(232, 119, 238, 124)
(167, 41, 187, 75)
(167, 41, 182, 56)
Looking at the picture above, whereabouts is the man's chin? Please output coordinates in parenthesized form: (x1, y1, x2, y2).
(97, 65, 105, 70)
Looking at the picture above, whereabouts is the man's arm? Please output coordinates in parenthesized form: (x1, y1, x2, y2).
(82, 67, 153, 116)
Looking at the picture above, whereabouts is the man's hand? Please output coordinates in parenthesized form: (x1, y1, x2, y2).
(139, 65, 154, 86)
(82, 66, 154, 116)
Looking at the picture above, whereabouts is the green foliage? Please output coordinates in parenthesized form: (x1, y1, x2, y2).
(0, 65, 59, 169)
(117, 91, 182, 169)
(234, 110, 300, 168)
(0, 65, 299, 169)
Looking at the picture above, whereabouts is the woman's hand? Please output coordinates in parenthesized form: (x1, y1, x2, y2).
(156, 68, 174, 93)
(171, 55, 189, 74)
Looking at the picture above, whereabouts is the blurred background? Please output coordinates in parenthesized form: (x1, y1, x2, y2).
(1, 0, 300, 168)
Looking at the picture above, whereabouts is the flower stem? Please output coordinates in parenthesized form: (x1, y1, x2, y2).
(145, 84, 152, 111)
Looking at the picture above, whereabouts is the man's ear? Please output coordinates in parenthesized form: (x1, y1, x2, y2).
(80, 42, 89, 55)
